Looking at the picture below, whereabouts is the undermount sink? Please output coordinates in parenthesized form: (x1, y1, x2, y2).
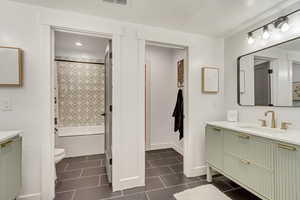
(237, 125, 286, 134)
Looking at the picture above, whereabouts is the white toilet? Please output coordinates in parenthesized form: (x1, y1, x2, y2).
(54, 148, 66, 180)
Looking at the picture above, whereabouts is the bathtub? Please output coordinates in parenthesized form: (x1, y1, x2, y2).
(58, 125, 104, 137)
(56, 125, 105, 157)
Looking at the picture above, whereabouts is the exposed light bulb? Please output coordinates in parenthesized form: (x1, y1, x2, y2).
(280, 22, 290, 32)
(247, 32, 255, 44)
(262, 26, 270, 40)
(75, 42, 83, 46)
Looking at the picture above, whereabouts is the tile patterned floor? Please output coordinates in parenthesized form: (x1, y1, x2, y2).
(55, 149, 261, 200)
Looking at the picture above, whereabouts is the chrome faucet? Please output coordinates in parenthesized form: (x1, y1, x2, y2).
(265, 111, 276, 128)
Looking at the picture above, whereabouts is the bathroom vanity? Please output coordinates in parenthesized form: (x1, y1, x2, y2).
(0, 131, 22, 200)
(206, 121, 300, 200)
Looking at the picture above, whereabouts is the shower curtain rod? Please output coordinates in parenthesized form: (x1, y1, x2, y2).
(55, 59, 104, 65)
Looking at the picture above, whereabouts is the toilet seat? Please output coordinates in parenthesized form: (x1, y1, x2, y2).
(55, 148, 66, 164)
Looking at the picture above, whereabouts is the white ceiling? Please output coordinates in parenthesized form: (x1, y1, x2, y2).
(11, 0, 292, 36)
(55, 31, 109, 59)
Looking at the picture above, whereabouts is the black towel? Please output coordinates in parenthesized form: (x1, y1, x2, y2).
(172, 89, 184, 140)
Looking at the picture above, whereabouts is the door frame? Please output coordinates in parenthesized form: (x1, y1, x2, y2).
(41, 24, 121, 199)
(143, 40, 190, 176)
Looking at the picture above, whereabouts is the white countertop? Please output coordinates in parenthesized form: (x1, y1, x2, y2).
(0, 130, 22, 143)
(206, 121, 300, 146)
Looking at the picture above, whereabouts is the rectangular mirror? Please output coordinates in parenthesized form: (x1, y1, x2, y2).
(0, 47, 23, 87)
(238, 37, 300, 107)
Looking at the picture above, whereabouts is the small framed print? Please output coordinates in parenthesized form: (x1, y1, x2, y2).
(177, 59, 184, 87)
(202, 67, 219, 93)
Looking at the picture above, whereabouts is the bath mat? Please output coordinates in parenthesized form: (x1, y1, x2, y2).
(174, 184, 231, 200)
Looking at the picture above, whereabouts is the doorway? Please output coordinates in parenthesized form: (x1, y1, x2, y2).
(52, 30, 113, 198)
(144, 41, 188, 178)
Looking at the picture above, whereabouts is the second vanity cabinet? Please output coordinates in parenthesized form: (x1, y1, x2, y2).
(0, 135, 22, 200)
(206, 125, 299, 200)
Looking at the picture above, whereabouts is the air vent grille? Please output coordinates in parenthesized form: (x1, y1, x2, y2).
(103, 0, 127, 5)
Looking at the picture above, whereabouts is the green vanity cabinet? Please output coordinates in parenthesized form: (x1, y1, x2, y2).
(275, 143, 300, 200)
(0, 136, 22, 200)
(206, 125, 280, 200)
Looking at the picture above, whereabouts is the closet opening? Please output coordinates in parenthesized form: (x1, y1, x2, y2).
(53, 30, 113, 194)
(145, 41, 187, 177)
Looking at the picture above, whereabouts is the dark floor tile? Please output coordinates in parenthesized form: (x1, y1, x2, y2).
(225, 188, 262, 200)
(101, 175, 109, 185)
(212, 179, 233, 192)
(66, 160, 101, 170)
(169, 164, 183, 173)
(146, 161, 152, 169)
(54, 191, 74, 200)
(160, 151, 179, 158)
(74, 185, 121, 200)
(160, 173, 200, 187)
(56, 162, 68, 172)
(123, 177, 164, 195)
(150, 158, 179, 167)
(87, 154, 105, 160)
(57, 170, 82, 181)
(146, 153, 162, 161)
(146, 149, 171, 154)
(146, 167, 173, 177)
(110, 192, 148, 200)
(146, 185, 187, 200)
(186, 180, 210, 189)
(176, 155, 183, 162)
(82, 167, 106, 176)
(64, 156, 87, 163)
(56, 176, 100, 192)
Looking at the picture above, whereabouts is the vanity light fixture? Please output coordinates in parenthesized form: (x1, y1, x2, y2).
(247, 9, 299, 45)
(262, 26, 270, 40)
(275, 16, 290, 32)
(75, 42, 83, 46)
(247, 32, 255, 44)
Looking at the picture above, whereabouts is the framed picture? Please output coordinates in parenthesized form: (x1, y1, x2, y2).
(202, 67, 219, 93)
(0, 46, 23, 87)
(240, 70, 245, 94)
(177, 59, 184, 87)
(293, 82, 300, 101)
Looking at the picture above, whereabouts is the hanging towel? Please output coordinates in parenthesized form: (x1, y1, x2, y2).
(172, 89, 184, 140)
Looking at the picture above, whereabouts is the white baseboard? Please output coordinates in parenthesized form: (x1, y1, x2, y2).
(150, 143, 173, 150)
(186, 165, 207, 177)
(172, 143, 183, 155)
(17, 193, 41, 200)
(118, 176, 143, 191)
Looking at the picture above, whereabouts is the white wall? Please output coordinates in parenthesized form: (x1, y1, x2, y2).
(0, 0, 224, 198)
(145, 45, 184, 154)
(225, 2, 300, 129)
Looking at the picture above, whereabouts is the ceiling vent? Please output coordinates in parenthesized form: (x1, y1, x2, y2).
(103, 0, 127, 5)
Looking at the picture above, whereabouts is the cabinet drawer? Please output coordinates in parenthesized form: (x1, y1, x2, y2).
(224, 153, 274, 200)
(206, 126, 223, 169)
(224, 129, 250, 159)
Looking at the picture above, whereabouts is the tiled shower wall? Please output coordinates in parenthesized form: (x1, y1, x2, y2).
(57, 61, 105, 127)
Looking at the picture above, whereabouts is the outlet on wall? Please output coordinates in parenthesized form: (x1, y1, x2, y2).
(0, 97, 12, 111)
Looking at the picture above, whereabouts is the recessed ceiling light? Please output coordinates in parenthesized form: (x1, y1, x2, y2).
(75, 42, 83, 46)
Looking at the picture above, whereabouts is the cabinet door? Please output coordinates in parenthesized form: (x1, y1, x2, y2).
(275, 143, 300, 200)
(206, 126, 223, 170)
(0, 137, 22, 200)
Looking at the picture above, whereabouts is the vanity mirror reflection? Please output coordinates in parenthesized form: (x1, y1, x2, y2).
(0, 47, 23, 87)
(238, 37, 300, 107)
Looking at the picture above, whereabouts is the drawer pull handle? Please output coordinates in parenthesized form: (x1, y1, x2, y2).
(238, 134, 250, 139)
(0, 140, 13, 148)
(278, 144, 296, 151)
(240, 159, 250, 165)
(213, 128, 221, 132)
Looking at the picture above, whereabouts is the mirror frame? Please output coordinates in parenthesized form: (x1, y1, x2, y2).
(237, 36, 300, 107)
(0, 46, 23, 87)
